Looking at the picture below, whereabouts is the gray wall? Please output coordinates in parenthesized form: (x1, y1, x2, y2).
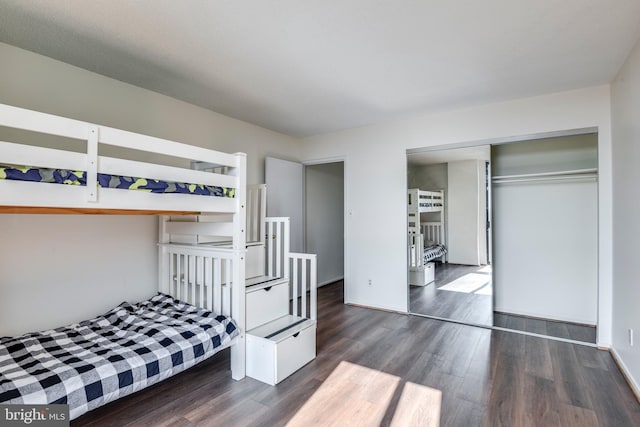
(305, 162, 344, 286)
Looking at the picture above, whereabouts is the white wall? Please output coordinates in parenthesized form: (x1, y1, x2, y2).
(301, 86, 613, 346)
(492, 181, 598, 324)
(0, 42, 299, 336)
(447, 159, 486, 265)
(0, 215, 156, 336)
(305, 162, 344, 286)
(611, 37, 640, 393)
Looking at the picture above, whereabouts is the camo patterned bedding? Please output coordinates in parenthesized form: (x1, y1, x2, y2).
(0, 164, 234, 198)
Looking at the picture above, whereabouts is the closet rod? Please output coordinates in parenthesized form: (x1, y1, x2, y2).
(493, 174, 598, 185)
(491, 168, 597, 181)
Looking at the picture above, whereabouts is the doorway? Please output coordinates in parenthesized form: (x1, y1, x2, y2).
(266, 157, 346, 294)
(305, 162, 345, 288)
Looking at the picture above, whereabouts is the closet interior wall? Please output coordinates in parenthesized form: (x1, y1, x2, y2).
(491, 134, 598, 325)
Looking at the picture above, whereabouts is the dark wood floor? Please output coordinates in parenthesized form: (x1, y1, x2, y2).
(493, 312, 597, 344)
(411, 263, 597, 344)
(74, 281, 639, 426)
(410, 263, 493, 325)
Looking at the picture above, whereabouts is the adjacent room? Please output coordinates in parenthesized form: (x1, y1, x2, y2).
(1, 1, 639, 425)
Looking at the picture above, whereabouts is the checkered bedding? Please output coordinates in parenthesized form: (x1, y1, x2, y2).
(424, 244, 447, 263)
(0, 293, 238, 420)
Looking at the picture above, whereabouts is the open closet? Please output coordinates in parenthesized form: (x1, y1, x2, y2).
(408, 132, 599, 344)
(491, 133, 598, 339)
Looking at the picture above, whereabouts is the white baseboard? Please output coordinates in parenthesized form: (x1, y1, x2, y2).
(610, 347, 640, 402)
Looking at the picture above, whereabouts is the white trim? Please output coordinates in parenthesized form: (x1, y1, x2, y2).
(610, 347, 640, 401)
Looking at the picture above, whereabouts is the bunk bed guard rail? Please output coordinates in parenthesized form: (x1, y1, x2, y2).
(264, 217, 317, 321)
(0, 103, 245, 213)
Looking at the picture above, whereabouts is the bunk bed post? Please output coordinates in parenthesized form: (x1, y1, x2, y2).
(158, 216, 170, 295)
(86, 126, 99, 202)
(230, 153, 247, 380)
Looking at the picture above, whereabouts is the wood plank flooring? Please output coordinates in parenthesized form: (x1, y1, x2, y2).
(410, 263, 597, 344)
(493, 312, 597, 344)
(74, 281, 640, 426)
(410, 263, 493, 325)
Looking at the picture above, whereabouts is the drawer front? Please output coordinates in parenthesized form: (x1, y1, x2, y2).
(246, 334, 276, 385)
(425, 262, 435, 283)
(275, 324, 316, 384)
(246, 281, 288, 330)
(246, 245, 265, 279)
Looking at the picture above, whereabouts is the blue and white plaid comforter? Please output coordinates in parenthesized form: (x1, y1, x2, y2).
(0, 293, 238, 420)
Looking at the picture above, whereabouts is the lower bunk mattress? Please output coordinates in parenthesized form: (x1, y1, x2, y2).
(424, 244, 447, 263)
(0, 293, 238, 420)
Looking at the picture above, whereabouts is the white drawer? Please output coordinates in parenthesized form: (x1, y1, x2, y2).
(409, 263, 435, 286)
(247, 320, 316, 385)
(246, 279, 288, 330)
(424, 262, 435, 283)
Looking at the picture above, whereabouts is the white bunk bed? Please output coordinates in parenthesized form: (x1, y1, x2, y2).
(0, 104, 247, 419)
(408, 188, 447, 286)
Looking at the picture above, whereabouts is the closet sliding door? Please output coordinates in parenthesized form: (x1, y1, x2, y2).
(491, 134, 598, 326)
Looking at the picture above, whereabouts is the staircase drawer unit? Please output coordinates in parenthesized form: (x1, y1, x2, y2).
(409, 262, 435, 286)
(247, 316, 316, 385)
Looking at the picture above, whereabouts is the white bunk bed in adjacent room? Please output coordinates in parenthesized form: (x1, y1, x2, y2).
(0, 103, 247, 419)
(408, 188, 447, 286)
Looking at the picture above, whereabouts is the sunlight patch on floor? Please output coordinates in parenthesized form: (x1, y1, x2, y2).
(474, 282, 493, 295)
(478, 265, 492, 274)
(439, 273, 492, 295)
(390, 382, 441, 427)
(286, 361, 441, 426)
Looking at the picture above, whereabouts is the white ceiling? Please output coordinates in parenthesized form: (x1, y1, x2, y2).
(1, 1, 639, 137)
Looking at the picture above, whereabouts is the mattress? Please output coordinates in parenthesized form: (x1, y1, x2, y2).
(0, 164, 234, 197)
(424, 244, 447, 263)
(418, 202, 443, 208)
(0, 293, 238, 420)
